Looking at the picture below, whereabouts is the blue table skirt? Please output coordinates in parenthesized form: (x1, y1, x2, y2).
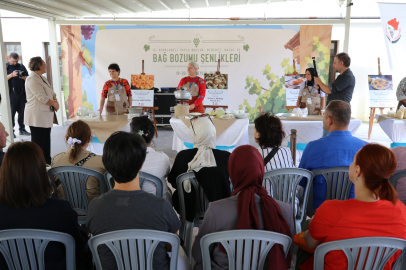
(391, 142, 406, 148)
(287, 142, 307, 151)
(183, 142, 236, 150)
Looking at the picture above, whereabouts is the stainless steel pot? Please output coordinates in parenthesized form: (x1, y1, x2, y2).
(174, 90, 192, 100)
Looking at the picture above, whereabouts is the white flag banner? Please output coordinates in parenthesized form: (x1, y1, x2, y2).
(378, 3, 406, 98)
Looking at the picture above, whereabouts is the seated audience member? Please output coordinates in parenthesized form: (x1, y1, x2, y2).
(192, 145, 294, 270)
(299, 100, 367, 210)
(297, 144, 406, 270)
(0, 122, 9, 167)
(0, 142, 90, 270)
(168, 116, 231, 219)
(254, 113, 295, 190)
(391, 146, 406, 205)
(51, 120, 106, 202)
(86, 132, 189, 270)
(130, 116, 171, 200)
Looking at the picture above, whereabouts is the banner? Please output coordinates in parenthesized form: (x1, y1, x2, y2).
(378, 3, 406, 98)
(60, 25, 332, 121)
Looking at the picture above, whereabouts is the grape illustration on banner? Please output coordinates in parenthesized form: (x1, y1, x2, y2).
(81, 25, 95, 40)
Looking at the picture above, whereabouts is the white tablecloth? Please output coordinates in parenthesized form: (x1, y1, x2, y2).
(281, 118, 362, 144)
(170, 118, 249, 152)
(375, 114, 406, 143)
(87, 124, 131, 155)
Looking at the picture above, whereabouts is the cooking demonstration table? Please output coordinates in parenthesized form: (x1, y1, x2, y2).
(375, 114, 406, 147)
(170, 117, 249, 152)
(281, 115, 362, 150)
(68, 115, 131, 155)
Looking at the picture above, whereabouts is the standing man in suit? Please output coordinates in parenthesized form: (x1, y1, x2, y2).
(6, 53, 31, 138)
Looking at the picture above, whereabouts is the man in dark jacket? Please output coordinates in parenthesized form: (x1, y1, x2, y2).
(6, 52, 30, 138)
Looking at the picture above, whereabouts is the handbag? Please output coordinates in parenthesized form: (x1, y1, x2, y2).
(53, 112, 58, 125)
(39, 75, 59, 125)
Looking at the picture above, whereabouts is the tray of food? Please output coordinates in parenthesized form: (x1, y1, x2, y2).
(289, 77, 305, 86)
(275, 113, 297, 119)
(220, 114, 235, 120)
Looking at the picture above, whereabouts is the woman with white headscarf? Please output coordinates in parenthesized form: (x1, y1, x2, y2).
(168, 116, 231, 220)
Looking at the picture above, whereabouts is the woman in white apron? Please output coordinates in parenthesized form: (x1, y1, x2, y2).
(296, 68, 325, 115)
(99, 63, 132, 115)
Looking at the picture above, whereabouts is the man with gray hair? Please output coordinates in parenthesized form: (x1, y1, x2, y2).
(298, 100, 367, 211)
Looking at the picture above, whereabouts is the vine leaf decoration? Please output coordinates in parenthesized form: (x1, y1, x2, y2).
(239, 60, 288, 121)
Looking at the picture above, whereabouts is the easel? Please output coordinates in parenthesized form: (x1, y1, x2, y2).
(368, 57, 395, 139)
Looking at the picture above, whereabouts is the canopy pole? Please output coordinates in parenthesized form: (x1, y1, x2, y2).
(343, 0, 352, 53)
(0, 13, 14, 145)
(48, 19, 64, 125)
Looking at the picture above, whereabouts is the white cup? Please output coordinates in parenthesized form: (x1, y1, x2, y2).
(321, 110, 325, 116)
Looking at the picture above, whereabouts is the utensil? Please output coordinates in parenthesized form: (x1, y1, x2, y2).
(234, 113, 248, 119)
(174, 90, 192, 101)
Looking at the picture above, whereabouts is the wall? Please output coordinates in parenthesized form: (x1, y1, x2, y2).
(1, 17, 61, 69)
(0, 17, 394, 121)
(332, 22, 393, 121)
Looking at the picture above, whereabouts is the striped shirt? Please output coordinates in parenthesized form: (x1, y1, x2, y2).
(259, 147, 295, 172)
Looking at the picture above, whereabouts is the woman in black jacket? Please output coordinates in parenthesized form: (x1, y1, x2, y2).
(0, 142, 91, 270)
(168, 116, 231, 220)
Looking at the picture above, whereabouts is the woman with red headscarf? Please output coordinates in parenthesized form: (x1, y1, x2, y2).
(192, 145, 294, 270)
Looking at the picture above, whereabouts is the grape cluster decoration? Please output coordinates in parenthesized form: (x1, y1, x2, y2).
(81, 25, 95, 40)
(193, 38, 200, 47)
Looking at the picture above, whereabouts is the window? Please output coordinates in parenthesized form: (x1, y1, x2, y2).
(4, 42, 22, 63)
(44, 42, 62, 89)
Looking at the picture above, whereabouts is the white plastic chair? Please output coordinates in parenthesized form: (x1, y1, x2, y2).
(104, 171, 164, 197)
(314, 237, 406, 270)
(263, 168, 313, 234)
(0, 229, 75, 270)
(308, 166, 351, 217)
(200, 230, 292, 270)
(176, 171, 209, 261)
(88, 229, 180, 270)
(48, 166, 106, 224)
(389, 169, 406, 190)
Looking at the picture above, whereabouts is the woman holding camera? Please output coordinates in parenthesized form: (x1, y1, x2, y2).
(24, 56, 59, 164)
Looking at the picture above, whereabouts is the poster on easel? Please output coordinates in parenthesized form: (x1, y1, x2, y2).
(368, 74, 394, 107)
(368, 58, 396, 107)
(131, 60, 154, 107)
(203, 72, 228, 106)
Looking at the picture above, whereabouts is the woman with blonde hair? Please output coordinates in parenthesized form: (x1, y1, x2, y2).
(51, 120, 106, 202)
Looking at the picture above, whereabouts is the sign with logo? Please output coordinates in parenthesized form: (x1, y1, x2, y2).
(378, 3, 406, 94)
(385, 18, 401, 44)
(131, 90, 154, 107)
